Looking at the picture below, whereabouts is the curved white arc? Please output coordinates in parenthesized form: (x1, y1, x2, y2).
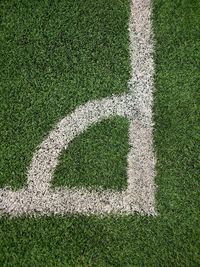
(27, 94, 133, 193)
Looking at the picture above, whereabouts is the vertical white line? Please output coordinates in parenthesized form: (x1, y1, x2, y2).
(126, 0, 156, 214)
(129, 0, 154, 120)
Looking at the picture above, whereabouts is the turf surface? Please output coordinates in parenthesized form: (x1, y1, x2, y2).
(0, 0, 130, 190)
(0, 0, 200, 266)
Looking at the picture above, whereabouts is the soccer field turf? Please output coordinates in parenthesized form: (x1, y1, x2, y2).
(0, 0, 200, 265)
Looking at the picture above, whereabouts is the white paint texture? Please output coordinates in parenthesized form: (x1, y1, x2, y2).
(0, 0, 156, 216)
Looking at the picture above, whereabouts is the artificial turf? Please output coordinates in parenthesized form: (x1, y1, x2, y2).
(0, 0, 130, 190)
(0, 0, 200, 266)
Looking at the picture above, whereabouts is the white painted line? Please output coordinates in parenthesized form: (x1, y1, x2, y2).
(0, 0, 156, 216)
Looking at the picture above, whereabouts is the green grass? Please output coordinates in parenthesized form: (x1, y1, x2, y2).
(0, 0, 130, 190)
(1, 0, 200, 266)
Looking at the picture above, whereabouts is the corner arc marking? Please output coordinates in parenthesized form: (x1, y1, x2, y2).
(0, 0, 156, 216)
